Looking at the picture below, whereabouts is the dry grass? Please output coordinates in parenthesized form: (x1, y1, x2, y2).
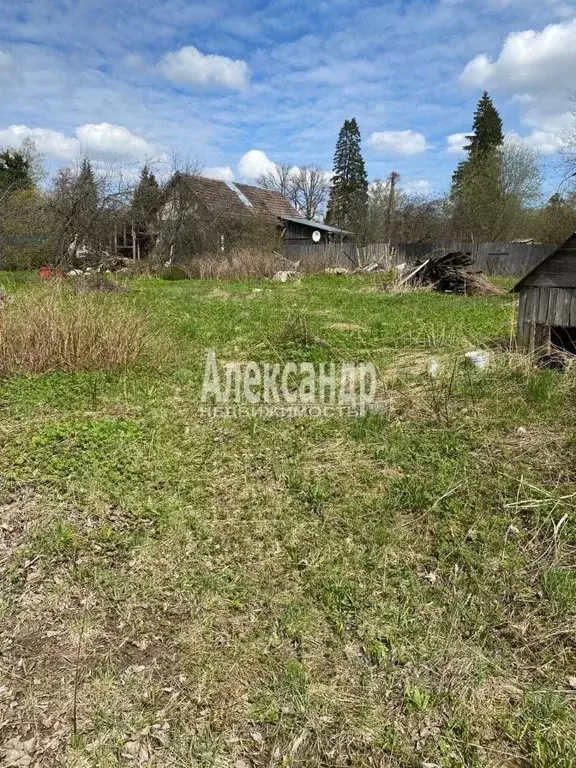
(162, 249, 353, 280)
(182, 250, 286, 280)
(0, 286, 150, 375)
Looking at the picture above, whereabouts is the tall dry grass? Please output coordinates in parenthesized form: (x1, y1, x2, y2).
(0, 286, 150, 376)
(173, 248, 349, 279)
(182, 250, 287, 279)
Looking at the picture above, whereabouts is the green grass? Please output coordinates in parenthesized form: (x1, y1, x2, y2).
(1, 273, 575, 767)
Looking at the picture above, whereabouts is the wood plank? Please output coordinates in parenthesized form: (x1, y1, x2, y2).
(553, 289, 569, 325)
(526, 288, 537, 324)
(537, 288, 548, 324)
(529, 320, 537, 352)
(570, 293, 576, 327)
(546, 289, 557, 325)
(522, 273, 576, 288)
(518, 290, 527, 328)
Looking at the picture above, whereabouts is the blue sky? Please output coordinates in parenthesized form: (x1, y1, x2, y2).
(1, 0, 575, 195)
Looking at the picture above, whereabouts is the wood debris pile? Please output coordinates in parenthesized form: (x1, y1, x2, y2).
(403, 251, 504, 295)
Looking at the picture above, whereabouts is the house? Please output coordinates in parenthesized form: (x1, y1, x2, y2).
(513, 232, 576, 354)
(164, 174, 352, 257)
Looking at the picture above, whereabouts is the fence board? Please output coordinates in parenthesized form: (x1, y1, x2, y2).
(357, 241, 554, 278)
(283, 240, 554, 278)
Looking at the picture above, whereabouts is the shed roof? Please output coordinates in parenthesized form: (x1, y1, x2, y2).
(513, 233, 576, 291)
(282, 216, 352, 235)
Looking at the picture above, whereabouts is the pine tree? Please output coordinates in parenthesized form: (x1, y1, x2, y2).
(325, 118, 368, 231)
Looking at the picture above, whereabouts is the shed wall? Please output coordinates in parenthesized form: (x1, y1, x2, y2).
(517, 286, 576, 351)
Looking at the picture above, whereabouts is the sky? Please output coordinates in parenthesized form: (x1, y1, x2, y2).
(1, 0, 576, 196)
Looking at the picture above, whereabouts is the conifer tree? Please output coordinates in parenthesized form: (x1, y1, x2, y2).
(325, 118, 368, 231)
(452, 91, 504, 192)
(0, 149, 33, 194)
(132, 165, 162, 257)
(75, 158, 99, 213)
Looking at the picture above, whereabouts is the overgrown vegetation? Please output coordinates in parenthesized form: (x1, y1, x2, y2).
(0, 273, 575, 766)
(0, 284, 150, 375)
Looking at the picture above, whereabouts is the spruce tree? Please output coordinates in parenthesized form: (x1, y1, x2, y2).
(132, 165, 162, 257)
(325, 118, 368, 231)
(465, 91, 504, 155)
(452, 92, 504, 192)
(75, 158, 99, 212)
(0, 149, 33, 194)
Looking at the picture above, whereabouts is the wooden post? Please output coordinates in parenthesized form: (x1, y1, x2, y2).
(386, 171, 400, 247)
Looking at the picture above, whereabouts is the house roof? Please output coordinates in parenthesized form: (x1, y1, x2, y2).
(513, 232, 576, 292)
(235, 183, 301, 219)
(169, 174, 350, 235)
(172, 174, 303, 221)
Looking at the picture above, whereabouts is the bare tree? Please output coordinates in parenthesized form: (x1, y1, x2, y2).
(46, 156, 133, 267)
(291, 165, 331, 220)
(256, 162, 298, 205)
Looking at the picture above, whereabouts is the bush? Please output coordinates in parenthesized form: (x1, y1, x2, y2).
(0, 286, 151, 375)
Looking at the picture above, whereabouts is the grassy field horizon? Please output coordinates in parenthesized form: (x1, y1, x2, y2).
(1, 272, 575, 767)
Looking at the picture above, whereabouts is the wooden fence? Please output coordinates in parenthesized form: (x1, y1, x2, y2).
(287, 241, 555, 278)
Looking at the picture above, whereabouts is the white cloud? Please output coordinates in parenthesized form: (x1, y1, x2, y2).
(460, 19, 576, 95)
(0, 123, 163, 162)
(158, 45, 249, 90)
(0, 125, 79, 160)
(76, 122, 158, 158)
(368, 130, 427, 155)
(203, 165, 235, 181)
(237, 149, 276, 179)
(446, 133, 468, 155)
(523, 130, 564, 154)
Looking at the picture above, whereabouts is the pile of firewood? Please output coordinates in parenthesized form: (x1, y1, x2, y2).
(402, 251, 503, 295)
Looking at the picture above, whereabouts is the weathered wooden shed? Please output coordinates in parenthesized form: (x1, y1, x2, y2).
(513, 232, 576, 354)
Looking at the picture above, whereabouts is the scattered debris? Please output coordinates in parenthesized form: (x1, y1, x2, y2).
(324, 266, 350, 275)
(67, 256, 133, 276)
(427, 359, 440, 378)
(272, 270, 302, 283)
(465, 350, 490, 370)
(402, 251, 504, 295)
(38, 267, 64, 280)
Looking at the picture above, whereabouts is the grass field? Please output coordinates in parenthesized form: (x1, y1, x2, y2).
(1, 273, 575, 767)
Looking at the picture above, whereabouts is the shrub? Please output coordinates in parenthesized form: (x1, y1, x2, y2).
(0, 286, 151, 375)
